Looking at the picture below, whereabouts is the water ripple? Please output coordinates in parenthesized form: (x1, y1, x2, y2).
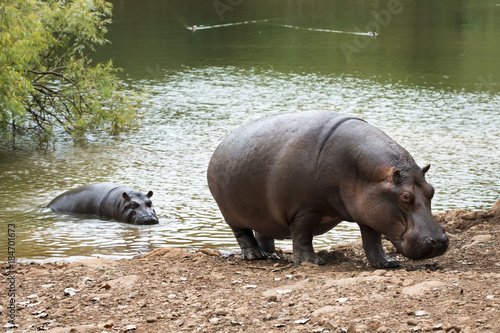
(1, 67, 499, 261)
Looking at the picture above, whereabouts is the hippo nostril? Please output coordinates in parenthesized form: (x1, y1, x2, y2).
(439, 234, 449, 248)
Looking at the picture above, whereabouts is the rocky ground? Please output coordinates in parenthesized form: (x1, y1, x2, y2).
(1, 201, 499, 333)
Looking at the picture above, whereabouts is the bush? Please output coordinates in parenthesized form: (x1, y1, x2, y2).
(0, 0, 138, 149)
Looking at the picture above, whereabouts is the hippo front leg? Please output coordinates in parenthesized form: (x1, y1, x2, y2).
(359, 225, 399, 268)
(290, 212, 325, 265)
(230, 226, 266, 260)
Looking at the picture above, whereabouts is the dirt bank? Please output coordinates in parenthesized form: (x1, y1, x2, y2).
(2, 201, 499, 333)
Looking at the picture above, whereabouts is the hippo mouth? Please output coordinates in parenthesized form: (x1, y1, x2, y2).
(135, 215, 159, 225)
(394, 232, 449, 260)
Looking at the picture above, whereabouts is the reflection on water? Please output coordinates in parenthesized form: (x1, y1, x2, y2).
(1, 0, 499, 262)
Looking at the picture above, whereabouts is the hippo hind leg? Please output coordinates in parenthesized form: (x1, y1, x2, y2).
(255, 232, 280, 259)
(290, 212, 326, 265)
(230, 226, 266, 260)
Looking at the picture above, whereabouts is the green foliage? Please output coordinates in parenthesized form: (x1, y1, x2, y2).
(0, 0, 138, 149)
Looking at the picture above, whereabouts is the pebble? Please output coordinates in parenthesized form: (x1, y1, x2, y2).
(197, 248, 221, 256)
(276, 289, 292, 295)
(122, 324, 137, 331)
(243, 285, 257, 289)
(471, 235, 492, 242)
(414, 311, 429, 316)
(294, 318, 311, 324)
(146, 316, 157, 323)
(64, 288, 80, 296)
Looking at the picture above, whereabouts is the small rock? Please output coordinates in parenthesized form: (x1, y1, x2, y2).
(471, 235, 492, 242)
(99, 283, 112, 290)
(274, 323, 286, 327)
(123, 324, 137, 331)
(243, 285, 257, 289)
(64, 287, 80, 296)
(91, 297, 100, 302)
(209, 317, 219, 324)
(26, 294, 38, 299)
(294, 318, 311, 324)
(276, 289, 292, 295)
(231, 321, 243, 326)
(324, 321, 337, 330)
(414, 311, 429, 316)
(103, 322, 114, 328)
(337, 297, 349, 303)
(81, 277, 93, 285)
(146, 316, 157, 323)
(401, 281, 445, 296)
(214, 309, 228, 316)
(197, 248, 221, 256)
(34, 312, 48, 318)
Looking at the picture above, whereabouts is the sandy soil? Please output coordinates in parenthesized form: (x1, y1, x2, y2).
(1, 201, 499, 333)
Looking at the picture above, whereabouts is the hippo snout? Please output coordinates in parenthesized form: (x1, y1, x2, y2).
(402, 232, 449, 260)
(429, 233, 449, 255)
(135, 214, 159, 225)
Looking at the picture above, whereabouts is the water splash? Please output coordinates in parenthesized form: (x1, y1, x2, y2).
(186, 20, 374, 36)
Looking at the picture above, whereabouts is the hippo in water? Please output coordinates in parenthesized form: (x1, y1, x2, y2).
(48, 182, 159, 225)
(207, 111, 449, 268)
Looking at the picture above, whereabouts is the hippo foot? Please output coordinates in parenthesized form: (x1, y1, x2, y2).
(241, 247, 267, 260)
(293, 252, 326, 266)
(368, 256, 400, 269)
(265, 252, 280, 260)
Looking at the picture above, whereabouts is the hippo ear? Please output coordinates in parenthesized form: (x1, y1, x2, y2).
(147, 191, 153, 198)
(422, 164, 431, 175)
(391, 169, 402, 184)
(122, 192, 131, 201)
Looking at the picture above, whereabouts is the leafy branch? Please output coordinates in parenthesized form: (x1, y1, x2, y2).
(0, 0, 139, 149)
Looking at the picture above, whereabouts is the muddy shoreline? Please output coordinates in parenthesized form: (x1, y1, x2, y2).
(1, 201, 499, 333)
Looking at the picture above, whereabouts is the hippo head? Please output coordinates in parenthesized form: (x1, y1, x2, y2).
(121, 190, 159, 225)
(353, 164, 448, 261)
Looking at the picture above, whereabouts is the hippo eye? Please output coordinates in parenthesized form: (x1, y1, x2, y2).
(400, 192, 412, 204)
(130, 201, 139, 209)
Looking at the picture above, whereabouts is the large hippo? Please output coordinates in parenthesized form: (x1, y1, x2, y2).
(48, 182, 159, 225)
(207, 111, 449, 268)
